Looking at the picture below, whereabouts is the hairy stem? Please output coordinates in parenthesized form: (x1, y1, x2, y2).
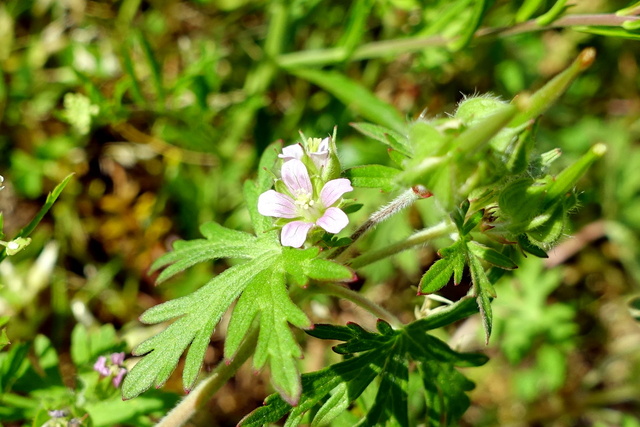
(348, 221, 455, 269)
(156, 327, 259, 427)
(332, 186, 431, 262)
(309, 281, 404, 328)
(277, 14, 639, 68)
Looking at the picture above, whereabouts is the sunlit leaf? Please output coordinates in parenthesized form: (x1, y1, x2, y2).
(241, 319, 486, 427)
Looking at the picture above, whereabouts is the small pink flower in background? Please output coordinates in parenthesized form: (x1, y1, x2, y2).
(93, 356, 109, 376)
(112, 367, 127, 388)
(111, 352, 125, 365)
(93, 352, 127, 388)
(258, 159, 352, 248)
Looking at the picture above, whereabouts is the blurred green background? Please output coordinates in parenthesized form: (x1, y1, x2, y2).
(1, 0, 639, 425)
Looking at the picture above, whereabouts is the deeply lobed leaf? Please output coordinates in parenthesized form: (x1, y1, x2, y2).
(241, 318, 487, 427)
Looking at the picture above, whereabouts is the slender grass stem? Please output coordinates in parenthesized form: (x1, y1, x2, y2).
(348, 221, 455, 270)
(277, 14, 640, 69)
(309, 282, 404, 328)
(156, 327, 259, 427)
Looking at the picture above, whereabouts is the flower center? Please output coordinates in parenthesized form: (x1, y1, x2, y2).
(293, 190, 315, 210)
(292, 189, 321, 221)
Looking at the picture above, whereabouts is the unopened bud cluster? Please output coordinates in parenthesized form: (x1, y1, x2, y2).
(399, 94, 605, 250)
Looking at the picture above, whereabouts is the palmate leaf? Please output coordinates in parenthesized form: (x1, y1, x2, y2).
(122, 242, 281, 399)
(124, 231, 354, 402)
(225, 268, 311, 405)
(240, 317, 487, 427)
(124, 177, 354, 402)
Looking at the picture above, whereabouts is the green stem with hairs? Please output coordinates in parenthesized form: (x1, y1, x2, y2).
(307, 282, 404, 329)
(332, 186, 430, 262)
(348, 221, 455, 270)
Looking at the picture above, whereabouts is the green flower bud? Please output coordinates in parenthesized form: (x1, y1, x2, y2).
(409, 120, 447, 158)
(525, 203, 566, 247)
(498, 177, 551, 228)
(454, 94, 508, 125)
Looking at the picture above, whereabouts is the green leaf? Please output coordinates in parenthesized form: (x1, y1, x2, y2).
(448, 0, 490, 51)
(467, 241, 518, 270)
(0, 342, 30, 393)
(337, 0, 375, 57)
(85, 390, 179, 426)
(461, 209, 484, 235)
(244, 141, 284, 236)
(0, 173, 73, 262)
(535, 0, 570, 26)
(344, 165, 401, 191)
(419, 242, 467, 294)
(241, 320, 486, 426)
(125, 220, 346, 404)
(517, 234, 549, 258)
(468, 255, 495, 343)
(281, 247, 355, 286)
(350, 122, 412, 156)
(150, 222, 261, 283)
(289, 68, 406, 133)
(575, 25, 640, 40)
(135, 30, 165, 105)
(0, 328, 8, 351)
(515, 0, 545, 22)
(120, 43, 146, 106)
(226, 267, 311, 405)
(628, 296, 640, 322)
(71, 323, 123, 367)
(418, 258, 455, 295)
(258, 141, 283, 193)
(310, 382, 349, 427)
(123, 246, 281, 399)
(420, 361, 477, 427)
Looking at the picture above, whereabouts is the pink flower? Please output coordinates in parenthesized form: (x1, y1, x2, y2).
(93, 356, 110, 376)
(258, 159, 352, 248)
(112, 367, 127, 388)
(93, 352, 128, 388)
(110, 352, 125, 365)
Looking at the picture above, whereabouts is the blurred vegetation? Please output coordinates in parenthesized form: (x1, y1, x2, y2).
(1, 0, 640, 426)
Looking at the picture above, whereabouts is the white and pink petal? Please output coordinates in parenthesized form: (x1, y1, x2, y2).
(281, 221, 314, 248)
(279, 144, 304, 161)
(281, 159, 313, 196)
(316, 207, 349, 234)
(310, 137, 330, 169)
(258, 190, 298, 218)
(320, 178, 353, 207)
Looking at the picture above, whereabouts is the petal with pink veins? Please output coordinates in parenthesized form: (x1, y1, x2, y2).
(258, 190, 298, 218)
(320, 178, 353, 207)
(310, 137, 330, 169)
(281, 221, 314, 248)
(316, 207, 349, 234)
(281, 159, 312, 195)
(279, 144, 304, 161)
